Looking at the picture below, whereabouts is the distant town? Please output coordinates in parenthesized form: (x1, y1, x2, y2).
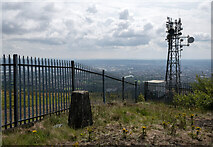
(77, 59, 211, 83)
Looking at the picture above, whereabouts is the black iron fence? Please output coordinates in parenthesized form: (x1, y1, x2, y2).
(1, 54, 137, 129)
(1, 54, 194, 130)
(144, 81, 193, 102)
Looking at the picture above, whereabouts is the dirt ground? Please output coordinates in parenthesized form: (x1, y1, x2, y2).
(62, 113, 213, 146)
(2, 103, 213, 146)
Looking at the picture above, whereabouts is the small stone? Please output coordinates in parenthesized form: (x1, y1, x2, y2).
(53, 124, 63, 128)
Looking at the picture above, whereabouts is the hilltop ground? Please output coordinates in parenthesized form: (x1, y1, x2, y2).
(2, 101, 213, 146)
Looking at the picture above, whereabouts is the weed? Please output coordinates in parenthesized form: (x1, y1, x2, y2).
(188, 132, 197, 139)
(170, 123, 176, 136)
(191, 114, 194, 126)
(73, 141, 79, 147)
(111, 114, 120, 121)
(122, 128, 128, 139)
(189, 126, 202, 140)
(179, 113, 187, 130)
(191, 125, 195, 131)
(196, 127, 201, 136)
(137, 93, 145, 102)
(141, 126, 146, 139)
(162, 121, 167, 129)
(136, 108, 149, 116)
(2, 101, 212, 146)
(87, 127, 93, 141)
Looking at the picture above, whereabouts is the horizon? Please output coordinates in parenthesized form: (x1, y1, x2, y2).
(1, 52, 212, 61)
(76, 58, 212, 60)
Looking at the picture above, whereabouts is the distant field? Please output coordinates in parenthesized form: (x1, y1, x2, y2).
(2, 101, 213, 146)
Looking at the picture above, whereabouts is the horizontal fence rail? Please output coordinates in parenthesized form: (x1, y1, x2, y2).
(1, 54, 138, 129)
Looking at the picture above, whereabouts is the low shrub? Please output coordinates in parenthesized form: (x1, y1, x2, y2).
(173, 75, 213, 110)
(137, 93, 145, 102)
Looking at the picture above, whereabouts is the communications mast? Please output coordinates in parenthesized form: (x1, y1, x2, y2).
(165, 17, 194, 92)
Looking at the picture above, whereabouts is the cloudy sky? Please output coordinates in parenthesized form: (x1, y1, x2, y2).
(1, 0, 212, 59)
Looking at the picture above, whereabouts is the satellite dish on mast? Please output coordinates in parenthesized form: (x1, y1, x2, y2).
(188, 37, 194, 43)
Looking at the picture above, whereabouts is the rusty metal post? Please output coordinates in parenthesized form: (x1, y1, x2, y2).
(13, 54, 18, 127)
(71, 61, 75, 91)
(144, 82, 148, 101)
(122, 77, 124, 101)
(135, 81, 138, 103)
(102, 70, 105, 103)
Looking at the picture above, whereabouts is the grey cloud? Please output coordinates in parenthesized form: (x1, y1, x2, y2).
(119, 9, 129, 20)
(156, 27, 165, 35)
(193, 33, 210, 42)
(113, 29, 138, 38)
(198, 2, 211, 12)
(144, 23, 153, 31)
(10, 37, 66, 45)
(100, 19, 152, 47)
(7, 2, 55, 22)
(87, 5, 97, 14)
(85, 17, 93, 24)
(3, 21, 26, 35)
(156, 40, 167, 48)
(117, 21, 129, 30)
(98, 26, 150, 47)
(3, 3, 53, 35)
(2, 2, 26, 10)
(97, 35, 150, 47)
(113, 22, 151, 39)
(104, 18, 114, 26)
(43, 3, 58, 12)
(3, 18, 49, 35)
(17, 6, 52, 22)
(65, 19, 75, 28)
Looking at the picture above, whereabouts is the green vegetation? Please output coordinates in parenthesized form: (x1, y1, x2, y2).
(2, 101, 212, 145)
(173, 75, 213, 110)
(137, 93, 145, 102)
(2, 74, 213, 145)
(1, 91, 72, 108)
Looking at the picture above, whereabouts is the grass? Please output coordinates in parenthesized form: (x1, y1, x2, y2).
(2, 101, 213, 145)
(1, 90, 72, 108)
(1, 90, 134, 108)
(1, 90, 134, 127)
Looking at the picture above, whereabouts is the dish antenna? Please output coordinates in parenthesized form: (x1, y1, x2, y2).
(188, 37, 194, 43)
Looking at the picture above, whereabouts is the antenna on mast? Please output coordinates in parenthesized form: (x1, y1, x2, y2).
(165, 17, 194, 93)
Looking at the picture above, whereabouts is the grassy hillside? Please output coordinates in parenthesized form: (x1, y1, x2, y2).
(2, 101, 213, 146)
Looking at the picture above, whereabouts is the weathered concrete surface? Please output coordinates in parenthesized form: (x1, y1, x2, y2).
(68, 91, 93, 129)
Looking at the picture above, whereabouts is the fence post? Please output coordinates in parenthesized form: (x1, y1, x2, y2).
(144, 82, 148, 101)
(71, 61, 75, 91)
(122, 77, 124, 101)
(13, 54, 18, 127)
(135, 81, 137, 103)
(102, 70, 105, 103)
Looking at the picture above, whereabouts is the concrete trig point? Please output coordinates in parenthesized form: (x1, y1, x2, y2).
(68, 91, 93, 129)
